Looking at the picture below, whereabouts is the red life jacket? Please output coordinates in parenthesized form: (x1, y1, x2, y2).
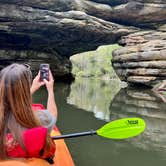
(6, 127, 56, 158)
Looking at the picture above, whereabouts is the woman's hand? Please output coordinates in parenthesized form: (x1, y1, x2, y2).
(30, 72, 45, 95)
(43, 70, 54, 94)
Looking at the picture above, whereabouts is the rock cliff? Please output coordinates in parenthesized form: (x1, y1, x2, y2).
(0, 0, 165, 84)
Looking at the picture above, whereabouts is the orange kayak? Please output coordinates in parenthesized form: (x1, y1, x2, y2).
(0, 104, 75, 166)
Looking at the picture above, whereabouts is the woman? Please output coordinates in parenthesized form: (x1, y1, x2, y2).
(0, 63, 57, 162)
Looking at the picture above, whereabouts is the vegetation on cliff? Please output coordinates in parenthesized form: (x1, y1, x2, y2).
(70, 44, 120, 79)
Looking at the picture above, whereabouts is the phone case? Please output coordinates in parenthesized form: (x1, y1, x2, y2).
(40, 64, 49, 81)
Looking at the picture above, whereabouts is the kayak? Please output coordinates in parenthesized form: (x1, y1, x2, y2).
(0, 104, 75, 166)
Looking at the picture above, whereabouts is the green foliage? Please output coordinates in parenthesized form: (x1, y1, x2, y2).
(70, 44, 120, 78)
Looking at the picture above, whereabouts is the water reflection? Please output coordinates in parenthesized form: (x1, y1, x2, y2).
(67, 78, 122, 121)
(67, 78, 166, 158)
(110, 88, 166, 156)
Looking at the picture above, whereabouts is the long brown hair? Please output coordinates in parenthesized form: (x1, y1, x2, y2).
(0, 64, 41, 159)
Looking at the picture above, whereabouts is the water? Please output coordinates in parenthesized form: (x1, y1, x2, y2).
(33, 78, 166, 166)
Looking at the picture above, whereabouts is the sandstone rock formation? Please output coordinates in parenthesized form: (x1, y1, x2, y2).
(0, 1, 137, 79)
(112, 30, 166, 87)
(0, 0, 165, 84)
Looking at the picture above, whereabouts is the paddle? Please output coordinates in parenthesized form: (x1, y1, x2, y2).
(52, 117, 146, 140)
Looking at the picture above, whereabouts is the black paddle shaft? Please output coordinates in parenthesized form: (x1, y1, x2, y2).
(52, 130, 97, 140)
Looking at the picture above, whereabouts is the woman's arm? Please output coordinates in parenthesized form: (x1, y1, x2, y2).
(44, 71, 58, 119)
(30, 72, 45, 95)
(31, 70, 58, 118)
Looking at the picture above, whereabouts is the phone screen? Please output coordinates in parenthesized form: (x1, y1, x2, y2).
(40, 64, 49, 81)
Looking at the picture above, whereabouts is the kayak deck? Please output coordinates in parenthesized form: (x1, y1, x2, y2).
(52, 128, 74, 166)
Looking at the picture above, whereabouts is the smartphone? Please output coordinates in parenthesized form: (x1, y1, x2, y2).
(40, 64, 50, 81)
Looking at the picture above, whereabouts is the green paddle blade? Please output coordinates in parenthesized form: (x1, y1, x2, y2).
(96, 117, 146, 139)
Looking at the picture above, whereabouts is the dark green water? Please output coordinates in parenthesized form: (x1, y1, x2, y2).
(33, 78, 166, 166)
